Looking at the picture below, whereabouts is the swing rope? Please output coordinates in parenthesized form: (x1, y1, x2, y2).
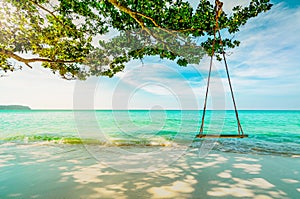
(217, 29, 244, 135)
(198, 18, 218, 134)
(198, 0, 245, 138)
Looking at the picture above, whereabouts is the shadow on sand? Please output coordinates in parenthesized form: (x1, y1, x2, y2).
(0, 143, 299, 198)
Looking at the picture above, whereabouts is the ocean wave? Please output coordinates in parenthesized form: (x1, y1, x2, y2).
(0, 134, 179, 147)
(1, 133, 300, 157)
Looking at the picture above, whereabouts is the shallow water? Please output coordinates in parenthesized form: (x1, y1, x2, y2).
(0, 110, 300, 156)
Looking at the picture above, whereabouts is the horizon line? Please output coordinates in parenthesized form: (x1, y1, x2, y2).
(12, 109, 300, 111)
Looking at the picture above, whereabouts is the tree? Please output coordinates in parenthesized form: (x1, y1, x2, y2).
(0, 0, 272, 79)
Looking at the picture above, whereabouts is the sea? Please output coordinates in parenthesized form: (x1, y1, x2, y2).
(1, 110, 300, 198)
(0, 110, 300, 157)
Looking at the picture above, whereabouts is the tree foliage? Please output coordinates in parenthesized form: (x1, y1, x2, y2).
(0, 0, 272, 79)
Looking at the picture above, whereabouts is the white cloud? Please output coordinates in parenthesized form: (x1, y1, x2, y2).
(114, 63, 195, 95)
(104, 62, 202, 109)
(230, 3, 300, 78)
(211, 3, 300, 109)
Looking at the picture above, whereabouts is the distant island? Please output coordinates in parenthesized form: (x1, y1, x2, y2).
(0, 105, 31, 110)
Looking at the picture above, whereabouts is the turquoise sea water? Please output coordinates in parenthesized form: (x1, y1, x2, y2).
(0, 110, 300, 157)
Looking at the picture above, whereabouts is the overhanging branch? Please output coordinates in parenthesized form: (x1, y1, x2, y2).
(108, 0, 206, 34)
(0, 48, 78, 68)
(108, 0, 186, 54)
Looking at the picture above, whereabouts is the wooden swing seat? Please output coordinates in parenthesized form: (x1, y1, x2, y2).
(196, 134, 248, 138)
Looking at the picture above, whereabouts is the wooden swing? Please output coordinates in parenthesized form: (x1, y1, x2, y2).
(196, 0, 248, 139)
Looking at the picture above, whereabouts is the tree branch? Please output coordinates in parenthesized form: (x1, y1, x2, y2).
(135, 11, 207, 33)
(108, 0, 149, 32)
(108, 0, 207, 35)
(29, 0, 70, 30)
(0, 48, 78, 68)
(108, 0, 177, 37)
(108, 0, 188, 54)
(30, 0, 58, 21)
(29, 0, 91, 35)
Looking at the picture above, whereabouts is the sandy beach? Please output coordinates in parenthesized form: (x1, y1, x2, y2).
(1, 142, 299, 199)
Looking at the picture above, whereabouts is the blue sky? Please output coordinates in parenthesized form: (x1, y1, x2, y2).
(0, 0, 299, 110)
